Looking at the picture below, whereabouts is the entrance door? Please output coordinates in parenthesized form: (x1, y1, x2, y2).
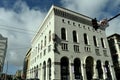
(61, 57, 69, 80)
(85, 56, 94, 80)
(74, 58, 82, 79)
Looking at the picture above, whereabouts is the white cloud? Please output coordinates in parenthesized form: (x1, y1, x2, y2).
(0, 1, 46, 67)
(106, 17, 120, 36)
(61, 0, 120, 36)
(61, 0, 109, 17)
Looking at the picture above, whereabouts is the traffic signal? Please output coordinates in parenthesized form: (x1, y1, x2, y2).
(92, 18, 99, 30)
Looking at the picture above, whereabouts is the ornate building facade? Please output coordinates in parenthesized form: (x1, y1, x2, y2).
(27, 5, 116, 80)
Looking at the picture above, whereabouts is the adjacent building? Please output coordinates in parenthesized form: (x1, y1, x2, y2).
(107, 33, 120, 80)
(28, 5, 116, 80)
(23, 48, 31, 79)
(0, 34, 7, 73)
(15, 70, 23, 79)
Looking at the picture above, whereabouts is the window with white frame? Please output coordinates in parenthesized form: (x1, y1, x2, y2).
(74, 45, 80, 52)
(61, 43, 68, 51)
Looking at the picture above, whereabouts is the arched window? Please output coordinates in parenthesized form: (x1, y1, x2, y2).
(93, 36, 97, 47)
(73, 31, 77, 43)
(105, 61, 112, 80)
(61, 28, 66, 40)
(49, 31, 51, 42)
(43, 61, 46, 80)
(41, 40, 43, 49)
(39, 63, 41, 79)
(44, 36, 46, 46)
(96, 60, 103, 79)
(84, 33, 89, 45)
(74, 58, 82, 79)
(101, 38, 106, 48)
(61, 57, 69, 80)
(47, 59, 51, 80)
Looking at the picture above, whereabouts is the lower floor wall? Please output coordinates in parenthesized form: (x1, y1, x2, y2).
(27, 57, 116, 80)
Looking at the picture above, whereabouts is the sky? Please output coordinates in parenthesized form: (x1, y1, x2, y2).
(0, 0, 120, 75)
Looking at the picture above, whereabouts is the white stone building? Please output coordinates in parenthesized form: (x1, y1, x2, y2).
(28, 5, 116, 80)
(0, 34, 7, 73)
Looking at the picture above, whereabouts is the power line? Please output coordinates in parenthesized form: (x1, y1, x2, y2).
(8, 47, 31, 50)
(0, 24, 38, 35)
(0, 24, 36, 32)
(0, 27, 35, 35)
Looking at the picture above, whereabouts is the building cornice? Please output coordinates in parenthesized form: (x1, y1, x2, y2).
(54, 6, 92, 26)
(107, 33, 120, 39)
(32, 5, 93, 44)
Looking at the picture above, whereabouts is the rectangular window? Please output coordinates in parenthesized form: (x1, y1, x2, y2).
(103, 50, 108, 56)
(61, 43, 68, 51)
(84, 46, 91, 52)
(74, 45, 79, 52)
(95, 49, 100, 56)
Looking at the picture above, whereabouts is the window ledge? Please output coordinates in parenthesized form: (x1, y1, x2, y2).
(73, 42, 80, 44)
(61, 40, 69, 42)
